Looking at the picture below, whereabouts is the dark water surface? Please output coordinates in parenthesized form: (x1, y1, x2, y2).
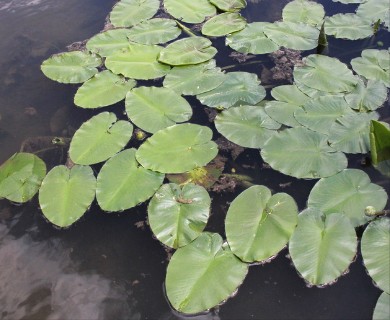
(0, 0, 389, 319)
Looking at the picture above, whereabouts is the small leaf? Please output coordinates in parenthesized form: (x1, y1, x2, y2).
(164, 0, 216, 23)
(209, 0, 247, 12)
(202, 13, 247, 37)
(109, 0, 160, 27)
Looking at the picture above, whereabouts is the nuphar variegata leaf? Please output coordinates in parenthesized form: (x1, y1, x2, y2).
(282, 0, 325, 26)
(324, 13, 373, 40)
(86, 29, 131, 57)
(201, 13, 247, 37)
(109, 0, 160, 27)
(373, 292, 390, 320)
(164, 0, 216, 23)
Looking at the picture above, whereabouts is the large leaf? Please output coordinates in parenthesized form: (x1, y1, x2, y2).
(294, 95, 354, 134)
(215, 105, 281, 148)
(324, 13, 373, 40)
(370, 120, 390, 165)
(361, 218, 390, 293)
(264, 21, 320, 51)
(109, 0, 159, 27)
(38, 165, 96, 228)
(226, 185, 298, 262)
(294, 54, 358, 93)
(202, 13, 247, 37)
(282, 0, 325, 26)
(197, 72, 266, 109)
(163, 60, 225, 95)
(125, 86, 192, 133)
(356, 0, 390, 28)
(261, 127, 347, 179)
(209, 0, 247, 12)
(307, 169, 388, 227)
(41, 51, 101, 84)
(264, 84, 310, 127)
(69, 112, 133, 165)
(158, 37, 217, 66)
(373, 292, 390, 320)
(127, 18, 181, 45)
(328, 112, 379, 154)
(289, 209, 357, 286)
(74, 71, 136, 109)
(96, 149, 164, 212)
(136, 124, 218, 173)
(165, 232, 248, 314)
(86, 29, 131, 57)
(351, 49, 390, 87)
(148, 183, 211, 248)
(164, 0, 217, 23)
(0, 153, 46, 203)
(105, 43, 170, 80)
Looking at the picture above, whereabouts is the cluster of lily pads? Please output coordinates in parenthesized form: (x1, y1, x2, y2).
(0, 0, 389, 317)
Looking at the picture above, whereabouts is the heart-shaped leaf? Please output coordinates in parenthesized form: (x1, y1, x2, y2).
(109, 0, 159, 27)
(202, 13, 247, 37)
(164, 0, 216, 23)
(86, 29, 131, 57)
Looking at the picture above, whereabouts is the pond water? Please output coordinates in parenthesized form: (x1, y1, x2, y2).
(0, 0, 389, 319)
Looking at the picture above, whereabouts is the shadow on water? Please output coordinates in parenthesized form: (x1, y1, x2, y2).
(0, 0, 389, 319)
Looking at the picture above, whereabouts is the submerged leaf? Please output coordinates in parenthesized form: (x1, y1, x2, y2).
(164, 0, 216, 24)
(202, 13, 247, 37)
(370, 120, 390, 165)
(282, 0, 325, 26)
(324, 13, 373, 40)
(109, 0, 159, 27)
(86, 29, 131, 57)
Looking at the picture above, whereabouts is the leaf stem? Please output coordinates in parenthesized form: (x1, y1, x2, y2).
(175, 20, 197, 37)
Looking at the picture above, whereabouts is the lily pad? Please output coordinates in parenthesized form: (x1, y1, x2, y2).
(264, 21, 320, 51)
(226, 185, 298, 262)
(164, 0, 216, 24)
(197, 72, 266, 109)
(96, 149, 164, 212)
(261, 127, 347, 179)
(345, 79, 388, 111)
(356, 0, 390, 28)
(86, 29, 131, 57)
(148, 183, 211, 248)
(361, 218, 390, 293)
(125, 86, 192, 133)
(209, 0, 247, 12)
(38, 165, 96, 228)
(41, 51, 101, 84)
(328, 112, 379, 154)
(373, 292, 390, 320)
(215, 105, 281, 148)
(109, 0, 159, 27)
(202, 13, 247, 37)
(165, 232, 248, 314)
(69, 112, 133, 165)
(105, 43, 170, 80)
(74, 71, 137, 109)
(0, 153, 46, 203)
(163, 60, 225, 95)
(324, 13, 373, 40)
(127, 18, 181, 45)
(289, 209, 357, 286)
(225, 22, 279, 54)
(136, 124, 218, 173)
(282, 0, 325, 27)
(370, 120, 390, 165)
(294, 54, 358, 93)
(307, 169, 388, 227)
(158, 37, 217, 66)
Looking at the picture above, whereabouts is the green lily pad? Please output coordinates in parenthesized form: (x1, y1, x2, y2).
(39, 165, 96, 228)
(209, 0, 247, 12)
(328, 112, 379, 154)
(294, 54, 358, 93)
(370, 120, 390, 165)
(373, 292, 390, 320)
(324, 13, 373, 40)
(158, 37, 217, 66)
(136, 124, 218, 173)
(307, 169, 388, 227)
(165, 232, 248, 314)
(148, 183, 211, 248)
(356, 0, 390, 28)
(202, 13, 247, 37)
(264, 21, 320, 51)
(164, 0, 217, 24)
(163, 60, 225, 95)
(361, 218, 390, 293)
(226, 185, 298, 262)
(0, 153, 46, 203)
(294, 96, 354, 134)
(86, 29, 131, 57)
(127, 18, 181, 45)
(125, 86, 192, 133)
(225, 22, 279, 54)
(96, 149, 164, 212)
(69, 112, 133, 165)
(74, 71, 137, 109)
(197, 72, 266, 109)
(41, 51, 101, 84)
(282, 0, 325, 26)
(105, 43, 170, 80)
(289, 209, 357, 286)
(261, 127, 347, 179)
(109, 0, 159, 27)
(215, 105, 281, 148)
